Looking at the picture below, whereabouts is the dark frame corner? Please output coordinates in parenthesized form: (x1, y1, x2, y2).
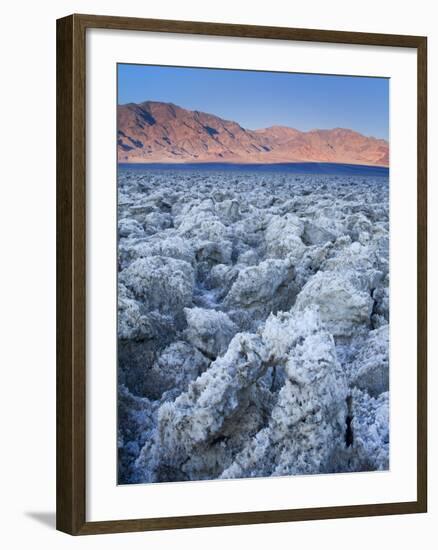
(56, 13, 427, 536)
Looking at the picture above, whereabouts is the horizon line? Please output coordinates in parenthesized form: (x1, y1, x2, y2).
(117, 160, 390, 171)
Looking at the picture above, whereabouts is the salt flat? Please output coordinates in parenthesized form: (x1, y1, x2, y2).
(117, 169, 389, 484)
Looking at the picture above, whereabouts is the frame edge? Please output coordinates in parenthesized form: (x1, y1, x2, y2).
(56, 14, 87, 535)
(416, 35, 427, 513)
(72, 12, 426, 48)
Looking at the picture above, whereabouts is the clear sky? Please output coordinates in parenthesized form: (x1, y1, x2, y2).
(118, 64, 389, 140)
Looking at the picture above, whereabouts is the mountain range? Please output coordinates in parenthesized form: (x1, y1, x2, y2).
(117, 101, 389, 166)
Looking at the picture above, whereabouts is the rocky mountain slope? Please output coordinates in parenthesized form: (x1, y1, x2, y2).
(117, 101, 389, 166)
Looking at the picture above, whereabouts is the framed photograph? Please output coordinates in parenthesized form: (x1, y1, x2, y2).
(56, 14, 427, 535)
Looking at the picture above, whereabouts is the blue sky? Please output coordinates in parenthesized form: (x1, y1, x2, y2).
(118, 64, 389, 140)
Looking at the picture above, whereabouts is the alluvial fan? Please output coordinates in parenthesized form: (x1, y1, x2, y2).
(117, 169, 389, 484)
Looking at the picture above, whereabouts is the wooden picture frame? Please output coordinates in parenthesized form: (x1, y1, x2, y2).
(56, 13, 427, 535)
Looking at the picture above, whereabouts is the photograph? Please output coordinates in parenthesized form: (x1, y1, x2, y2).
(116, 64, 390, 485)
(0, 0, 431, 544)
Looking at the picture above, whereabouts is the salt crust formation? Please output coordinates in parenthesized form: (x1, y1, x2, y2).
(117, 170, 389, 483)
